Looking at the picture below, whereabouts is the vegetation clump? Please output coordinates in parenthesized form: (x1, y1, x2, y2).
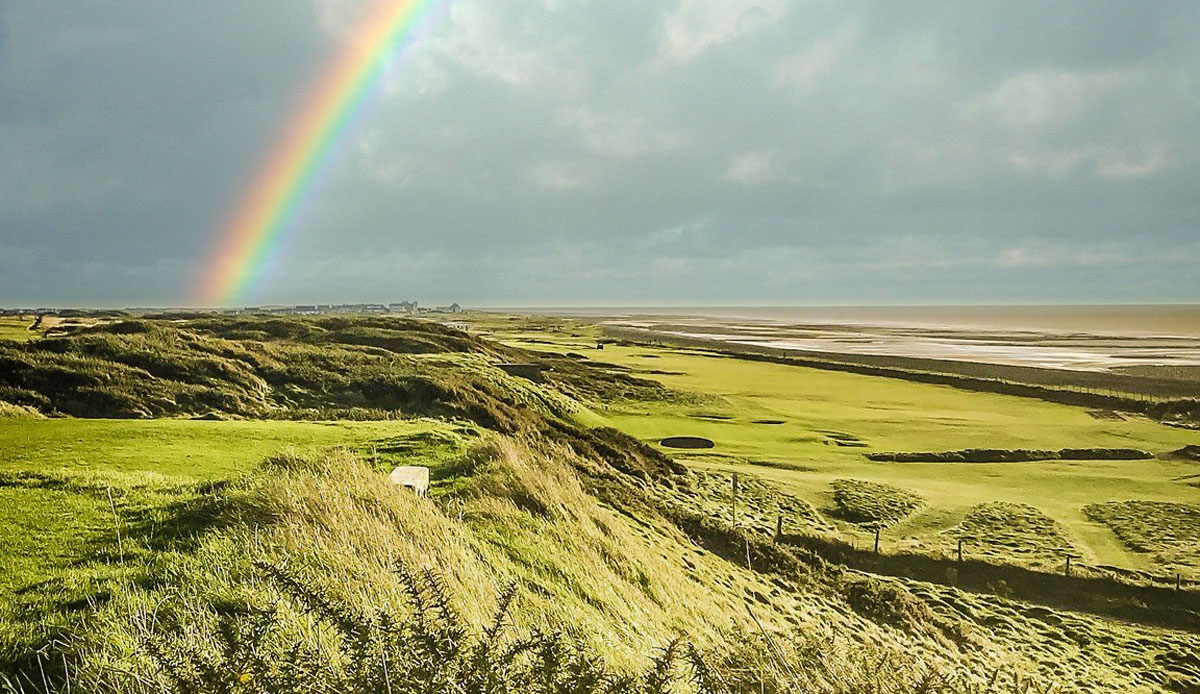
(830, 479, 924, 528)
(945, 502, 1077, 569)
(139, 560, 727, 694)
(665, 469, 832, 536)
(0, 401, 41, 419)
(866, 448, 1152, 463)
(1084, 501, 1200, 576)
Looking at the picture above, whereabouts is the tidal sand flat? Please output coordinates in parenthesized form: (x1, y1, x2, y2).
(599, 305, 1200, 372)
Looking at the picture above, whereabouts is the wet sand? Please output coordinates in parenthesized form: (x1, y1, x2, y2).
(594, 306, 1200, 373)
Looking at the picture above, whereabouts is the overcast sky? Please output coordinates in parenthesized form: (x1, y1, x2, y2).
(1, 1, 1198, 307)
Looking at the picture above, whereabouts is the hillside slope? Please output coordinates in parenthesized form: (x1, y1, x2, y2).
(2, 316, 1197, 693)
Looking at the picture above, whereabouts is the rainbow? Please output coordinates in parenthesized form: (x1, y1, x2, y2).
(195, 0, 441, 306)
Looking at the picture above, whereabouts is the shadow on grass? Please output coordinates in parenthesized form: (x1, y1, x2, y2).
(1, 476, 239, 688)
(781, 533, 1200, 632)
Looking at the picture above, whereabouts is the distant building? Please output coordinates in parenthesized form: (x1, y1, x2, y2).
(434, 302, 462, 313)
(389, 301, 418, 314)
(445, 321, 470, 331)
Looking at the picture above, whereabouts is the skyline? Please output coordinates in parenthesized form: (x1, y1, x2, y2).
(1, 1, 1198, 307)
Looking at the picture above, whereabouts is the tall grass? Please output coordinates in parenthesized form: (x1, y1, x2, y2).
(2, 441, 1067, 693)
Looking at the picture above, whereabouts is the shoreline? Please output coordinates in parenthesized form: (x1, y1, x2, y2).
(600, 324, 1200, 413)
(488, 304, 1200, 339)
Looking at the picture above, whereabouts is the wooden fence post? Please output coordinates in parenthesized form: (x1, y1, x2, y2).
(1065, 554, 1072, 577)
(956, 538, 963, 564)
(773, 515, 782, 543)
(873, 527, 880, 554)
(731, 473, 739, 527)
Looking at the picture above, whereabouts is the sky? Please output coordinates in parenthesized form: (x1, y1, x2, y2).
(1, 0, 1198, 308)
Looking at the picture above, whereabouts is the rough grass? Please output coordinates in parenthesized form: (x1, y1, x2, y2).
(830, 479, 924, 528)
(5, 314, 1200, 692)
(523, 338, 1199, 575)
(942, 502, 1078, 569)
(7, 440, 1182, 693)
(663, 468, 832, 536)
(0, 317, 680, 440)
(0, 402, 41, 418)
(866, 448, 1152, 463)
(1084, 501, 1200, 577)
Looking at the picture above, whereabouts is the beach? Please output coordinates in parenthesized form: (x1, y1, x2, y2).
(579, 305, 1200, 373)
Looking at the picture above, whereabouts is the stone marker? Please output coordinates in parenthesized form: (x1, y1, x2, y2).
(389, 466, 430, 496)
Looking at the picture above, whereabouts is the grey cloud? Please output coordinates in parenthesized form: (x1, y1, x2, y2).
(0, 0, 1197, 307)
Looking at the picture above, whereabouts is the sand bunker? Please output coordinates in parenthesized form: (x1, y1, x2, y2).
(660, 436, 715, 449)
(823, 431, 868, 447)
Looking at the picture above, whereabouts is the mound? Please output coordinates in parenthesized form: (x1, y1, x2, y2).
(659, 436, 715, 449)
(1084, 501, 1200, 575)
(670, 469, 833, 535)
(830, 479, 924, 528)
(945, 502, 1077, 568)
(0, 316, 677, 425)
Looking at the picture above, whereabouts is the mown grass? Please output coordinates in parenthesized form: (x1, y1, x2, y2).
(490, 324, 1200, 576)
(0, 417, 457, 479)
(0, 317, 37, 342)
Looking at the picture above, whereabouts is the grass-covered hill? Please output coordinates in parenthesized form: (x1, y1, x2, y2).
(3, 315, 1199, 693)
(0, 316, 674, 425)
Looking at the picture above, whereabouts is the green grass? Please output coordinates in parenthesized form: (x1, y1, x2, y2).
(5, 314, 1200, 692)
(1084, 501, 1200, 575)
(0, 417, 454, 479)
(0, 317, 37, 342)
(488, 334, 1200, 577)
(0, 417, 473, 596)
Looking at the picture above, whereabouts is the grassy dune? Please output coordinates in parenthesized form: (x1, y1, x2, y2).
(4, 314, 1200, 692)
(8, 436, 1195, 692)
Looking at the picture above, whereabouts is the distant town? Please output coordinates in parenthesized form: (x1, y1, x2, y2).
(0, 301, 462, 317)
